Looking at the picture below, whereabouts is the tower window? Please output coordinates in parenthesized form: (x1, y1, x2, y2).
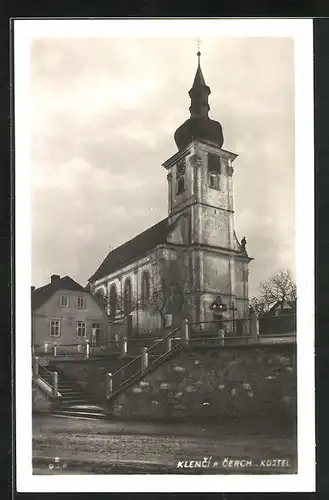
(177, 175, 185, 195)
(208, 153, 222, 174)
(209, 172, 220, 190)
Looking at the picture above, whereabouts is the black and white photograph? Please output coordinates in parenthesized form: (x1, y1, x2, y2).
(14, 19, 315, 493)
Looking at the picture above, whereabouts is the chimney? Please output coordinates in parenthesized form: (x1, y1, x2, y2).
(51, 274, 61, 283)
(31, 286, 35, 292)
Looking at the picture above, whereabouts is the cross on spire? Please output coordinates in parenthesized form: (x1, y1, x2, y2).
(197, 38, 201, 65)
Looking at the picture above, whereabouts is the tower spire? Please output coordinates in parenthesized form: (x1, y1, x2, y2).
(173, 44, 224, 151)
(189, 44, 210, 117)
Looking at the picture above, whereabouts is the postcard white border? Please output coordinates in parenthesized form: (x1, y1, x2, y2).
(15, 18, 315, 493)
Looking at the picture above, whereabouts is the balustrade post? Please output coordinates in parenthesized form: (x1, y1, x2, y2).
(167, 337, 173, 353)
(44, 343, 48, 354)
(53, 345, 57, 357)
(182, 318, 189, 345)
(141, 347, 148, 373)
(120, 337, 128, 358)
(33, 356, 39, 378)
(251, 310, 259, 343)
(52, 371, 58, 397)
(85, 340, 90, 359)
(105, 372, 113, 398)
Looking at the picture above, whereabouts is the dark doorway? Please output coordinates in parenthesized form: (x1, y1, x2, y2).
(91, 323, 100, 342)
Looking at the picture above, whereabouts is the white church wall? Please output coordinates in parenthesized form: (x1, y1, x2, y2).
(201, 205, 230, 248)
(234, 259, 249, 300)
(203, 252, 231, 294)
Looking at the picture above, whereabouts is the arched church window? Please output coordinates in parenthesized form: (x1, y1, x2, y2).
(109, 283, 117, 319)
(209, 172, 220, 190)
(177, 175, 185, 195)
(141, 270, 150, 307)
(123, 278, 132, 315)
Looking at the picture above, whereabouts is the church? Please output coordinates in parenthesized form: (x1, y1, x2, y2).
(88, 51, 252, 335)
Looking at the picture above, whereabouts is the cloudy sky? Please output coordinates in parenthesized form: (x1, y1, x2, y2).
(30, 36, 295, 297)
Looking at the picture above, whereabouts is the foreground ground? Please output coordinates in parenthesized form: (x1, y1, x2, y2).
(33, 415, 297, 474)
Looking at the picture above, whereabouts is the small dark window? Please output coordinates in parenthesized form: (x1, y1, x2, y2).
(208, 153, 222, 174)
(177, 176, 185, 195)
(77, 321, 86, 337)
(209, 172, 220, 190)
(76, 296, 86, 309)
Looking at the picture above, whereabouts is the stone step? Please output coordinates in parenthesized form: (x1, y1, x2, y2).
(58, 387, 83, 392)
(51, 410, 107, 420)
(60, 394, 87, 401)
(60, 399, 91, 405)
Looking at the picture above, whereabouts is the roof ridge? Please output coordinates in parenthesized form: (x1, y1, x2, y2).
(89, 217, 169, 282)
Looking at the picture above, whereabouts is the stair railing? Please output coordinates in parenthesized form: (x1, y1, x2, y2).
(34, 361, 61, 398)
(106, 324, 185, 400)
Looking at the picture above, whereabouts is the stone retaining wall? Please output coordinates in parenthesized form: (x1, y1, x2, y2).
(48, 344, 297, 424)
(32, 382, 53, 413)
(111, 344, 297, 423)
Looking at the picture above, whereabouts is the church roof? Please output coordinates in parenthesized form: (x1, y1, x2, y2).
(89, 218, 169, 282)
(31, 275, 86, 311)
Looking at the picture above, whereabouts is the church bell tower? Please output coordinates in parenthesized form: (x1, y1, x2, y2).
(162, 50, 253, 326)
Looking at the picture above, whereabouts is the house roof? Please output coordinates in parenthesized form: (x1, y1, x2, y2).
(89, 218, 169, 282)
(268, 299, 297, 313)
(31, 275, 87, 311)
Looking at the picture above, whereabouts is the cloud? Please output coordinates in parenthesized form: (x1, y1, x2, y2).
(30, 36, 295, 296)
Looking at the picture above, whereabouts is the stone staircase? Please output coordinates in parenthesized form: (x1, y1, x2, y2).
(39, 365, 108, 420)
(106, 326, 186, 403)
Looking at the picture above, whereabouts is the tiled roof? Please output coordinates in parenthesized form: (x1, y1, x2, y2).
(89, 218, 169, 282)
(31, 276, 86, 311)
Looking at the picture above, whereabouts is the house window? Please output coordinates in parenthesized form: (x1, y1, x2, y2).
(123, 278, 132, 315)
(177, 175, 185, 195)
(49, 320, 61, 337)
(91, 322, 100, 341)
(76, 296, 86, 309)
(209, 172, 220, 190)
(141, 270, 150, 307)
(60, 295, 69, 307)
(77, 321, 86, 337)
(109, 283, 117, 319)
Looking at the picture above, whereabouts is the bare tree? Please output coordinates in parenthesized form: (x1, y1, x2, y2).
(251, 269, 297, 316)
(146, 248, 189, 329)
(250, 296, 269, 316)
(92, 287, 139, 323)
